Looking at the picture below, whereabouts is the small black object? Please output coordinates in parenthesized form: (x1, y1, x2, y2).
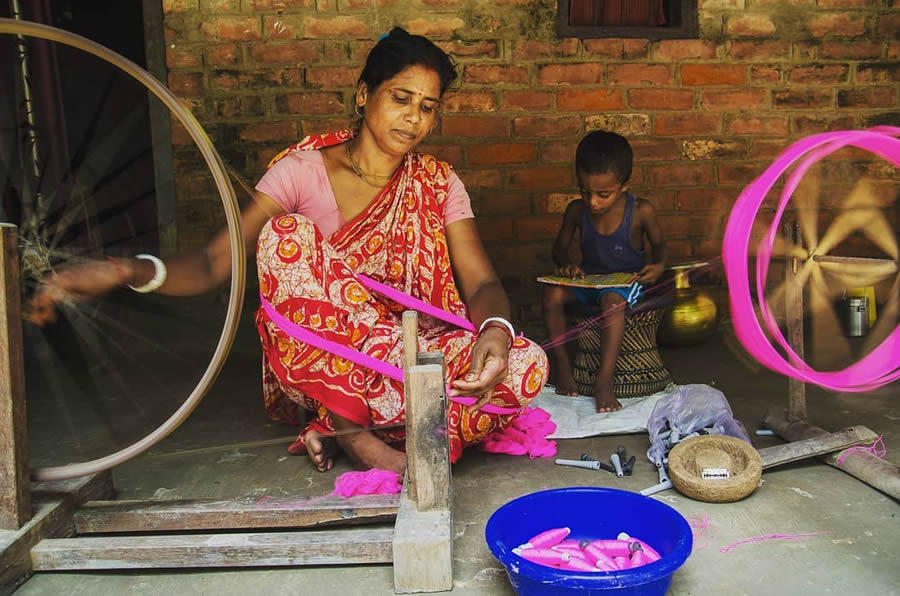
(623, 455, 636, 476)
(580, 453, 614, 473)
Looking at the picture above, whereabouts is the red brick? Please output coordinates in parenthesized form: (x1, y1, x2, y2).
(789, 64, 849, 85)
(513, 116, 581, 137)
(441, 91, 496, 113)
(535, 193, 579, 214)
(656, 214, 692, 237)
(502, 91, 553, 111)
(475, 218, 514, 243)
(655, 113, 722, 136)
(666, 239, 692, 260)
(877, 15, 900, 37)
(472, 193, 531, 216)
(629, 89, 694, 110)
(251, 0, 312, 9)
(701, 89, 767, 110)
(793, 41, 818, 60)
(201, 17, 262, 41)
(856, 63, 900, 84)
(454, 169, 502, 190)
(435, 40, 499, 59)
(676, 189, 734, 212)
(640, 189, 677, 211)
(306, 66, 358, 89)
(585, 114, 651, 137)
(171, 121, 193, 145)
(749, 65, 781, 83)
(718, 163, 765, 186)
(821, 41, 883, 60)
(467, 142, 537, 165)
(239, 120, 298, 143)
(537, 64, 604, 86)
(163, 0, 197, 13)
(517, 216, 564, 240)
(648, 164, 713, 187)
(890, 42, 900, 60)
(250, 41, 320, 64)
(168, 71, 204, 96)
(725, 116, 787, 136)
(205, 0, 242, 12)
(263, 16, 305, 40)
(727, 40, 790, 60)
(508, 167, 572, 191)
(790, 114, 856, 134)
(441, 116, 510, 137)
(837, 87, 896, 108)
(213, 68, 302, 90)
(207, 44, 240, 66)
(464, 65, 529, 85)
(772, 88, 833, 109)
(726, 15, 777, 37)
(421, 0, 465, 7)
(348, 40, 377, 64)
(513, 39, 579, 59)
(540, 142, 578, 164)
(557, 90, 625, 111)
(608, 64, 674, 86)
(300, 118, 353, 137)
(415, 143, 463, 164)
(681, 139, 747, 160)
(681, 64, 746, 86)
(748, 0, 814, 5)
(631, 138, 680, 161)
(749, 140, 790, 160)
(818, 0, 875, 6)
(304, 16, 370, 38)
(341, 0, 396, 7)
(654, 40, 716, 61)
(583, 39, 649, 59)
(806, 14, 866, 37)
(167, 47, 202, 68)
(405, 17, 465, 38)
(323, 41, 349, 63)
(276, 92, 344, 115)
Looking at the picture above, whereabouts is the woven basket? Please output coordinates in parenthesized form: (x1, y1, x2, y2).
(668, 435, 762, 503)
(567, 304, 672, 398)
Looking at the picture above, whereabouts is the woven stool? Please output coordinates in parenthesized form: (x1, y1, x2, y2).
(565, 293, 673, 398)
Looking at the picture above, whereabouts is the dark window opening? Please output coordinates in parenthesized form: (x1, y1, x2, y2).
(558, 0, 698, 39)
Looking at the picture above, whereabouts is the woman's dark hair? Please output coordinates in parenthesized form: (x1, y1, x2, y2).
(574, 130, 633, 184)
(357, 27, 458, 98)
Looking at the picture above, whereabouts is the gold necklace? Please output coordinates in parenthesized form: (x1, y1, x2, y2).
(345, 142, 395, 188)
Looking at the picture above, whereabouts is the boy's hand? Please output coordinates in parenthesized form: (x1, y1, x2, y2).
(636, 263, 664, 285)
(556, 264, 585, 279)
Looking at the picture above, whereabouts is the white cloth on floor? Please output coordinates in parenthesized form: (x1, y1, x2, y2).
(530, 384, 677, 439)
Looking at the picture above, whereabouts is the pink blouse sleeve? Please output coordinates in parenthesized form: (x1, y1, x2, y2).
(254, 152, 326, 214)
(444, 171, 474, 226)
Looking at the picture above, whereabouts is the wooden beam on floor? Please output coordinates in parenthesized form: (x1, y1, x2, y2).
(30, 527, 394, 570)
(0, 472, 114, 595)
(764, 410, 900, 499)
(73, 494, 399, 534)
(759, 425, 879, 469)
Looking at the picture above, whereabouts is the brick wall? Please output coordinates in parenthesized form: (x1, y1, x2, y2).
(161, 0, 898, 329)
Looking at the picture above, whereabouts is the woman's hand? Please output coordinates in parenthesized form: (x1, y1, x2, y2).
(448, 327, 510, 411)
(29, 258, 132, 326)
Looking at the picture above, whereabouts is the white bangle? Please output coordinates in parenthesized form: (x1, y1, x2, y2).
(478, 316, 515, 345)
(128, 254, 167, 293)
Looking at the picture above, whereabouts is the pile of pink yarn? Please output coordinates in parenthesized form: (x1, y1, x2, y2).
(512, 527, 662, 573)
(478, 407, 558, 459)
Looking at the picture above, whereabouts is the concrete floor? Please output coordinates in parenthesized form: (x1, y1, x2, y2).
(13, 293, 900, 595)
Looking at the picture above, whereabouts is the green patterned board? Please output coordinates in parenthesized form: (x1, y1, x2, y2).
(536, 272, 636, 289)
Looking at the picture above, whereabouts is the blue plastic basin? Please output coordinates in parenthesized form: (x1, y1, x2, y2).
(485, 487, 693, 595)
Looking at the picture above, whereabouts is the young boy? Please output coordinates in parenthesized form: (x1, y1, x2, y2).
(542, 130, 666, 413)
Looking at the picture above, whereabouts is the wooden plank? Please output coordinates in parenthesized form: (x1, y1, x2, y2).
(784, 221, 807, 422)
(0, 472, 114, 595)
(764, 411, 900, 499)
(73, 494, 399, 534)
(759, 426, 880, 469)
(31, 527, 394, 570)
(402, 311, 420, 503)
(0, 224, 29, 530)
(392, 474, 452, 593)
(406, 361, 451, 513)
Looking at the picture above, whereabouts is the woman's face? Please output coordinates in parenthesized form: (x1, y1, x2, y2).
(357, 65, 441, 158)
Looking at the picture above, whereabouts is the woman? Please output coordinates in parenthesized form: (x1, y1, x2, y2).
(31, 28, 548, 474)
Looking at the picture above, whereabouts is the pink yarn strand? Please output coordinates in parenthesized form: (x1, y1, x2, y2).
(719, 532, 826, 554)
(837, 435, 887, 465)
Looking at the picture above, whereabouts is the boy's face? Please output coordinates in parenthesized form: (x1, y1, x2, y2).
(576, 170, 629, 215)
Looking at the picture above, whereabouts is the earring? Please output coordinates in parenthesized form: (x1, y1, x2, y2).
(354, 104, 364, 117)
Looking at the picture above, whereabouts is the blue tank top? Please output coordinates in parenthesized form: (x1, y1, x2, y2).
(579, 193, 646, 275)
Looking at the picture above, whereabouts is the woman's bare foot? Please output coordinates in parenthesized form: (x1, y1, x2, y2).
(555, 374, 579, 397)
(305, 430, 338, 472)
(593, 382, 622, 413)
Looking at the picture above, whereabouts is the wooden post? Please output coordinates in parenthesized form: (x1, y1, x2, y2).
(405, 361, 451, 513)
(402, 311, 420, 503)
(0, 223, 30, 530)
(784, 221, 807, 422)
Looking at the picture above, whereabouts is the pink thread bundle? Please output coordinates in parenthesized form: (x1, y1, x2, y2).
(512, 527, 662, 573)
(478, 407, 558, 459)
(331, 468, 403, 497)
(837, 435, 887, 465)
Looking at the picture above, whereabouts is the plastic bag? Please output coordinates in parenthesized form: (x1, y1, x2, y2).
(646, 384, 751, 464)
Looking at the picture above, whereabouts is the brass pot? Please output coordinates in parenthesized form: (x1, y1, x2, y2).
(658, 268, 720, 346)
